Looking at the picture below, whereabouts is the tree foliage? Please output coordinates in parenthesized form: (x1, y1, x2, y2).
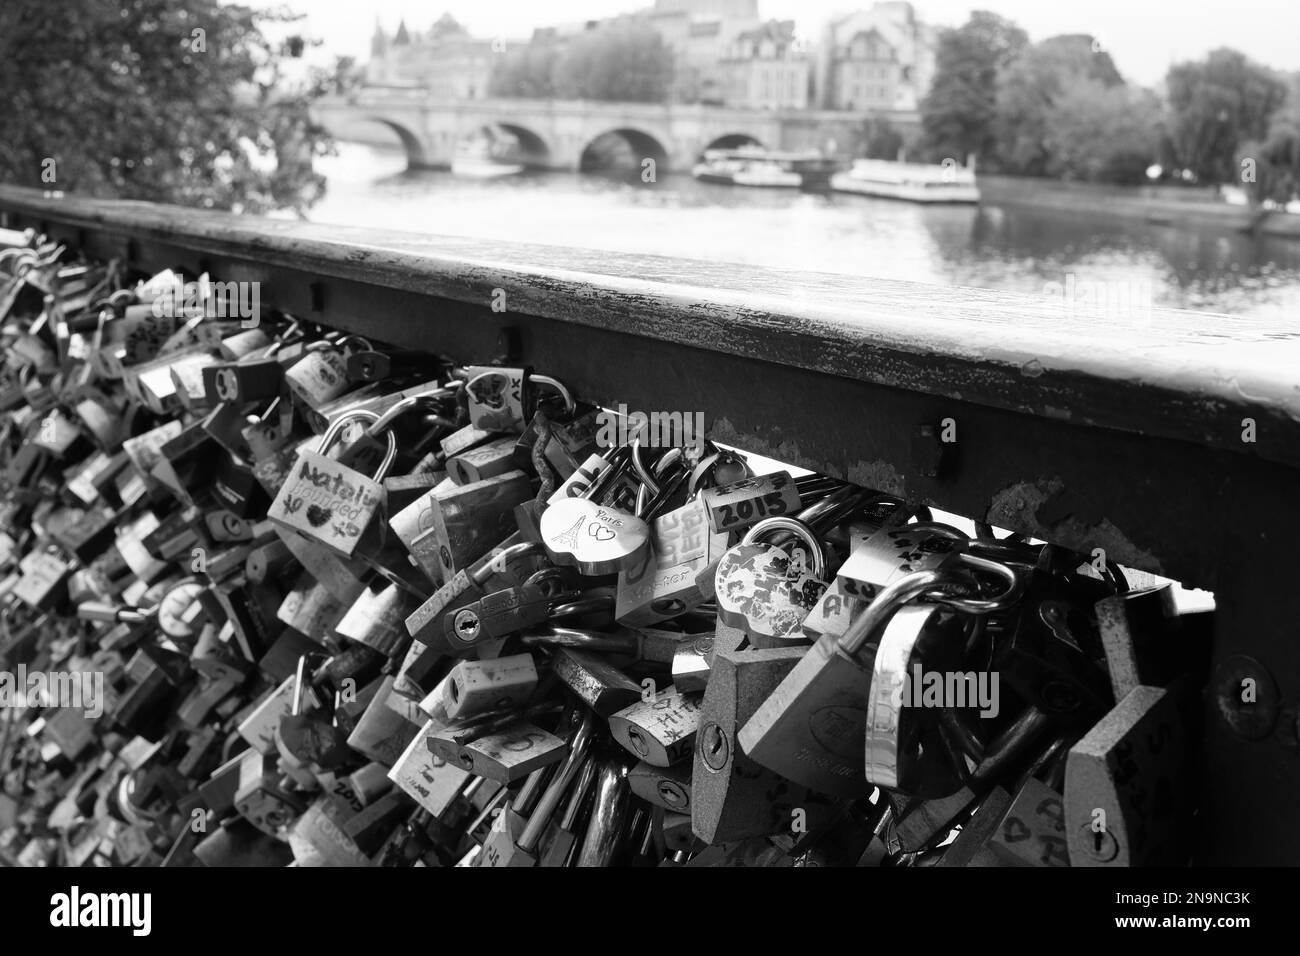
(490, 25, 673, 103)
(919, 11, 1027, 164)
(0, 0, 338, 215)
(1044, 82, 1163, 184)
(1165, 48, 1287, 183)
(994, 35, 1122, 176)
(1240, 75, 1300, 205)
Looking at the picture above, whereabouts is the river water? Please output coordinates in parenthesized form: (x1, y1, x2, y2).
(308, 143, 1300, 321)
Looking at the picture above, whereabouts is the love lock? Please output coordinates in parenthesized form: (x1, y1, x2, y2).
(714, 516, 828, 648)
(540, 455, 650, 575)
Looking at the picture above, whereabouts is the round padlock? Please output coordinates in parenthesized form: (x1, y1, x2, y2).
(713, 516, 828, 647)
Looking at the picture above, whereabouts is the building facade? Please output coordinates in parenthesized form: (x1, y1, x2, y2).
(720, 20, 810, 109)
(816, 2, 936, 111)
(367, 14, 496, 99)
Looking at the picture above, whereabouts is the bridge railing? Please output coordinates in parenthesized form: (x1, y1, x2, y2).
(1, 184, 1298, 863)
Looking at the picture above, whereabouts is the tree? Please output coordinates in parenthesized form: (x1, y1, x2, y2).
(0, 0, 335, 216)
(1044, 81, 1162, 184)
(995, 34, 1123, 176)
(1240, 75, 1300, 205)
(919, 11, 1028, 164)
(859, 118, 903, 159)
(488, 40, 561, 98)
(1166, 48, 1287, 183)
(553, 25, 674, 103)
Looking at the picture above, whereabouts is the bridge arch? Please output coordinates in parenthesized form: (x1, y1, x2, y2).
(363, 118, 429, 168)
(578, 128, 670, 174)
(699, 133, 766, 158)
(491, 123, 552, 168)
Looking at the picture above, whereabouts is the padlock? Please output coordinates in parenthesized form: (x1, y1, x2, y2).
(233, 748, 307, 838)
(628, 760, 693, 814)
(671, 630, 716, 693)
(714, 516, 830, 648)
(699, 470, 802, 534)
(451, 721, 566, 784)
(335, 582, 414, 660)
(419, 470, 536, 584)
(540, 453, 650, 575)
(464, 366, 572, 434)
(346, 677, 420, 768)
(479, 711, 596, 868)
(446, 435, 519, 486)
(837, 521, 969, 601)
(1063, 683, 1192, 866)
(278, 653, 353, 770)
(201, 357, 283, 406)
(615, 497, 728, 626)
(440, 581, 554, 654)
(282, 342, 351, 410)
(267, 409, 397, 559)
(738, 559, 1018, 798)
(692, 624, 841, 843)
(608, 684, 701, 768)
(550, 647, 643, 717)
(439, 654, 540, 720)
(404, 539, 545, 650)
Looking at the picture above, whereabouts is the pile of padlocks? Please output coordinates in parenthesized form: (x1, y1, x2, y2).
(0, 228, 1209, 867)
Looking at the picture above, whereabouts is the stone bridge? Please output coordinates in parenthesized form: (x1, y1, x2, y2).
(313, 90, 919, 172)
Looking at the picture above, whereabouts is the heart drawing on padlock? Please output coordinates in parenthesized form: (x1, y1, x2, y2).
(540, 495, 649, 575)
(306, 504, 332, 527)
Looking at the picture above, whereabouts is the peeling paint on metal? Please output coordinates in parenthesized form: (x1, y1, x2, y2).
(986, 477, 1165, 574)
(709, 416, 905, 496)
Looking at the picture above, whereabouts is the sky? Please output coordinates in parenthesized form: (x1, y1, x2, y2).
(251, 0, 1298, 88)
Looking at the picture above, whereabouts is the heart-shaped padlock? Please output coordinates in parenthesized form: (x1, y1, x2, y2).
(540, 495, 650, 575)
(714, 516, 828, 648)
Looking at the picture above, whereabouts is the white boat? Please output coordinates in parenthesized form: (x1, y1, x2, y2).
(831, 159, 980, 204)
(691, 147, 818, 188)
(451, 134, 524, 179)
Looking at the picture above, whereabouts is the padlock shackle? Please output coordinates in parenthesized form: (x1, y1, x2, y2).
(741, 516, 827, 579)
(318, 408, 398, 482)
(365, 384, 461, 439)
(518, 710, 597, 852)
(468, 541, 545, 587)
(522, 627, 637, 654)
(838, 567, 947, 656)
(548, 595, 614, 620)
(922, 553, 1023, 615)
(528, 374, 575, 417)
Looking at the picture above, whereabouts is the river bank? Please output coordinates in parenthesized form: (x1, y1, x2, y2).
(978, 174, 1300, 239)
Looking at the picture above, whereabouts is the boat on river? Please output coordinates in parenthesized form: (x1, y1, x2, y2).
(831, 159, 980, 203)
(452, 132, 525, 179)
(692, 147, 826, 189)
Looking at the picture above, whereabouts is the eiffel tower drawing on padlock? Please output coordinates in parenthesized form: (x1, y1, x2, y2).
(550, 515, 584, 550)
